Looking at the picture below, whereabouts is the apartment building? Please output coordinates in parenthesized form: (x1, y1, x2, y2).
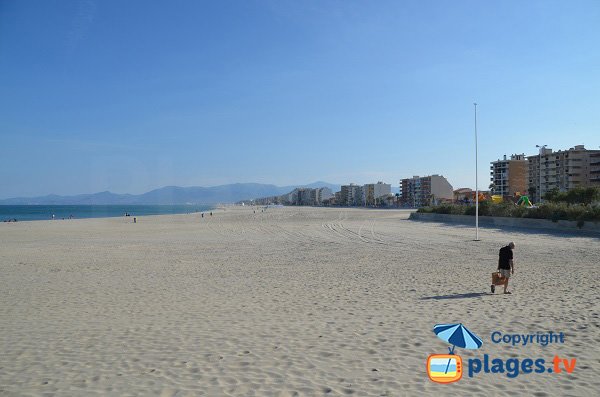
(527, 145, 600, 202)
(287, 188, 315, 206)
(333, 191, 342, 205)
(590, 151, 600, 187)
(490, 154, 528, 197)
(400, 175, 453, 207)
(340, 184, 363, 206)
(311, 187, 333, 205)
(363, 182, 392, 206)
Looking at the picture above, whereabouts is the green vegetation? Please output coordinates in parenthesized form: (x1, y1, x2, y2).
(417, 187, 600, 226)
(543, 187, 600, 205)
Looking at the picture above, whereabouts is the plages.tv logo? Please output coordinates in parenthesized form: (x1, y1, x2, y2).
(426, 323, 483, 383)
(427, 324, 577, 383)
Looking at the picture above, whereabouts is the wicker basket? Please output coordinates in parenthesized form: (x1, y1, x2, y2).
(492, 272, 507, 285)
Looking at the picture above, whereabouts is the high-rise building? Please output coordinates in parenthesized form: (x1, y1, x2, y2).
(363, 182, 392, 206)
(527, 145, 600, 202)
(590, 151, 600, 187)
(400, 175, 453, 207)
(333, 191, 342, 205)
(312, 187, 333, 205)
(287, 188, 316, 205)
(340, 184, 363, 206)
(490, 154, 528, 197)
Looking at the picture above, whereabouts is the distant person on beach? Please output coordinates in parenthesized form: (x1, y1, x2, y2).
(210, 212, 213, 216)
(497, 242, 515, 294)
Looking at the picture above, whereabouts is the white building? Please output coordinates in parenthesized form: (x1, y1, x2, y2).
(315, 187, 333, 204)
(363, 182, 392, 206)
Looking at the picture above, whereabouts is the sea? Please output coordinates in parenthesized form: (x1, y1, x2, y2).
(0, 205, 214, 222)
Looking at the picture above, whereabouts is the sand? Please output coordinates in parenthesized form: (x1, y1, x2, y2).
(0, 206, 598, 396)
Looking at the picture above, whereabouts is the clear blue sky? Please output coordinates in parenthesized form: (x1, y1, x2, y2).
(1, 0, 599, 198)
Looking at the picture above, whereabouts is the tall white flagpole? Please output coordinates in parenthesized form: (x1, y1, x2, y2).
(474, 102, 480, 241)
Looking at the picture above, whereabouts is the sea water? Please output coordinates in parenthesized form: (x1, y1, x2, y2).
(0, 205, 214, 222)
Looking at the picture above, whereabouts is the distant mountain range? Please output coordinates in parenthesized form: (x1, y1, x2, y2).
(0, 182, 342, 205)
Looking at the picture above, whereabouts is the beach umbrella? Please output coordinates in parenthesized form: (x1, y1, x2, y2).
(433, 323, 482, 352)
(433, 323, 483, 374)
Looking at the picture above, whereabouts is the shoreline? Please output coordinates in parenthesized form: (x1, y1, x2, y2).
(0, 204, 215, 223)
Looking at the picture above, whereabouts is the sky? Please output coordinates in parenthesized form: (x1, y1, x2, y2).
(1, 0, 599, 198)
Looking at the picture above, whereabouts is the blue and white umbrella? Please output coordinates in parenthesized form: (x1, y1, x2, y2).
(433, 323, 483, 354)
(433, 323, 482, 374)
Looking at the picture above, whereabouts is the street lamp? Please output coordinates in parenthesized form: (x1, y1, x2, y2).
(474, 103, 480, 241)
(536, 144, 547, 203)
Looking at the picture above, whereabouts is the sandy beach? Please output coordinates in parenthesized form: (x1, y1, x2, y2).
(1, 206, 598, 396)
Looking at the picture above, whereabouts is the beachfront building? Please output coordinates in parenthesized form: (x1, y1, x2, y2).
(453, 188, 473, 203)
(400, 175, 453, 207)
(247, 186, 335, 207)
(287, 188, 316, 205)
(490, 154, 528, 197)
(363, 182, 392, 206)
(311, 187, 333, 205)
(590, 151, 600, 187)
(340, 184, 363, 206)
(527, 145, 600, 203)
(333, 191, 342, 205)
